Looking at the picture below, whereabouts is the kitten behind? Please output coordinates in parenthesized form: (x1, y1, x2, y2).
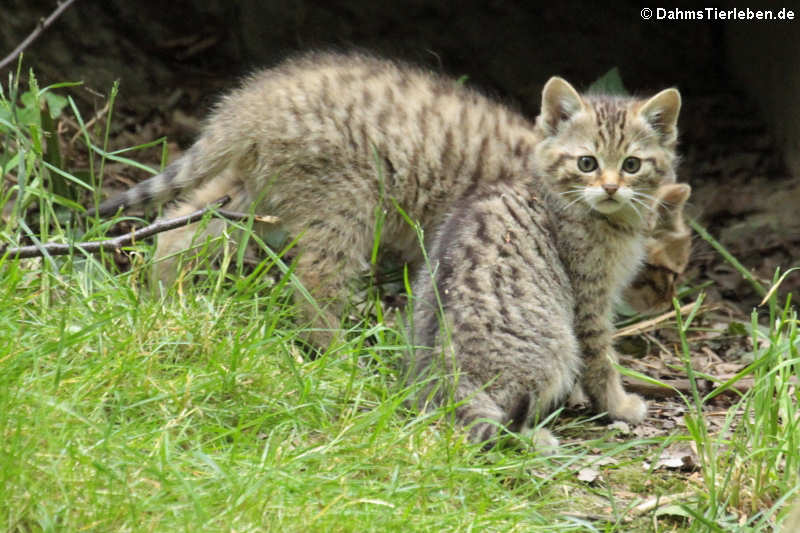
(624, 183, 692, 313)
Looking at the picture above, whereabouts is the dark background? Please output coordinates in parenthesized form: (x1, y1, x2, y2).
(3, 0, 799, 307)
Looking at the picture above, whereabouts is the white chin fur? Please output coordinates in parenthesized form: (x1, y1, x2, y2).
(583, 187, 632, 214)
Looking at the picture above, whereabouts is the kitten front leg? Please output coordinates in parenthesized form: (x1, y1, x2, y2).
(291, 249, 348, 349)
(579, 325, 647, 424)
(598, 347, 647, 424)
(286, 215, 377, 350)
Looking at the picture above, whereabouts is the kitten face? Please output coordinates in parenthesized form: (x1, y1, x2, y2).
(533, 78, 681, 224)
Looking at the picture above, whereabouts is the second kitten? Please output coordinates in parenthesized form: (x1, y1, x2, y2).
(408, 77, 687, 448)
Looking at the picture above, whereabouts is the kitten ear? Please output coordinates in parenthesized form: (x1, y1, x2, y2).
(538, 77, 584, 134)
(639, 88, 681, 141)
(653, 183, 691, 233)
(659, 183, 691, 207)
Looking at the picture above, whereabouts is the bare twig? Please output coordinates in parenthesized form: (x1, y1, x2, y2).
(631, 491, 695, 516)
(614, 301, 721, 338)
(1, 196, 280, 260)
(623, 375, 754, 399)
(559, 512, 615, 522)
(0, 0, 80, 71)
(217, 210, 279, 225)
(68, 100, 109, 145)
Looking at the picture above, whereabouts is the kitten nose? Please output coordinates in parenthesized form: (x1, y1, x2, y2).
(602, 183, 619, 196)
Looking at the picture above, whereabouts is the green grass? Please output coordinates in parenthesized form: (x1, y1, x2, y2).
(667, 293, 800, 531)
(0, 254, 659, 532)
(2, 70, 799, 532)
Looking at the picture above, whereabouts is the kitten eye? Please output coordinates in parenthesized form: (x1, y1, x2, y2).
(622, 156, 641, 173)
(577, 156, 598, 172)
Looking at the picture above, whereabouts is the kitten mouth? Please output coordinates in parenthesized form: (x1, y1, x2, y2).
(593, 198, 625, 214)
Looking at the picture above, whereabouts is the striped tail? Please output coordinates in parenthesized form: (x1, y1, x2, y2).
(87, 137, 240, 217)
(87, 160, 183, 217)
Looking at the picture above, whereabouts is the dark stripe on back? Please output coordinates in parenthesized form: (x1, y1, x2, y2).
(471, 137, 489, 184)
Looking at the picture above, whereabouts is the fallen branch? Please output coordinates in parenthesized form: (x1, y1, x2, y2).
(1, 196, 280, 260)
(623, 375, 754, 400)
(68, 100, 109, 146)
(630, 491, 695, 516)
(0, 0, 80, 71)
(614, 301, 721, 338)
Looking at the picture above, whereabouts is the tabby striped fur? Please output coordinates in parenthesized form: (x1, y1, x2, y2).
(408, 77, 684, 448)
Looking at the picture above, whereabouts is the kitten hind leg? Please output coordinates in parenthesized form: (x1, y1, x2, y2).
(521, 427, 559, 455)
(286, 218, 376, 350)
(153, 175, 253, 285)
(460, 400, 507, 446)
(455, 381, 559, 453)
(465, 404, 560, 454)
(445, 375, 505, 445)
(153, 217, 226, 285)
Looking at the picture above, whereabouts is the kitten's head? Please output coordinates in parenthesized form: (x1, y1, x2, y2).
(533, 77, 681, 225)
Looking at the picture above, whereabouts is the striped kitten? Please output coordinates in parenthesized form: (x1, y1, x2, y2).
(408, 77, 683, 447)
(91, 52, 544, 347)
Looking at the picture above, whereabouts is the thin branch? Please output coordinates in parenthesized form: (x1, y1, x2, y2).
(614, 301, 721, 338)
(630, 491, 695, 516)
(622, 375, 753, 400)
(68, 100, 109, 146)
(0, 0, 80, 71)
(1, 196, 280, 260)
(688, 217, 767, 298)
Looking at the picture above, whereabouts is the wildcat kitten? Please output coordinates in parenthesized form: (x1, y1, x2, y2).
(408, 77, 683, 446)
(407, 184, 689, 448)
(91, 52, 545, 347)
(92, 52, 680, 351)
(624, 183, 692, 313)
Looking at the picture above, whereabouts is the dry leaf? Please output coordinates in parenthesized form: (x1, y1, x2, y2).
(577, 468, 600, 484)
(654, 444, 700, 472)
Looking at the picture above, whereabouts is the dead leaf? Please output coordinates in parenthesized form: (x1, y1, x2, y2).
(577, 467, 601, 484)
(631, 491, 694, 516)
(654, 443, 700, 472)
(588, 455, 619, 467)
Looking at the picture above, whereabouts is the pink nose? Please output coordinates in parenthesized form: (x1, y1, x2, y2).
(602, 183, 619, 196)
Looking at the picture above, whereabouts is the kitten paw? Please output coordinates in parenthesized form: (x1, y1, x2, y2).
(521, 428, 559, 455)
(567, 384, 588, 408)
(607, 393, 647, 424)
